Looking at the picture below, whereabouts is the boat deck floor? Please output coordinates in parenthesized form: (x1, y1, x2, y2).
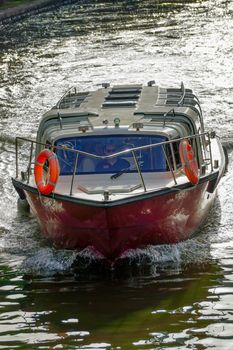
(48, 172, 187, 201)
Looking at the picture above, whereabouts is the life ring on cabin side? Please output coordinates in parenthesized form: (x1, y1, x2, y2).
(179, 139, 199, 185)
(34, 149, 60, 195)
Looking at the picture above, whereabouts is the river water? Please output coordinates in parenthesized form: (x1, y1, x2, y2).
(0, 0, 233, 349)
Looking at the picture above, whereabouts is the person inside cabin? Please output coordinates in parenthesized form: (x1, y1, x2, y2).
(96, 142, 130, 172)
(80, 142, 104, 172)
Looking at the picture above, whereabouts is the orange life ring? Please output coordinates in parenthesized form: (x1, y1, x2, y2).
(34, 149, 60, 195)
(179, 139, 199, 185)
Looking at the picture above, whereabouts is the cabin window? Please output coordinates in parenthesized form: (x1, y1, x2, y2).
(172, 142, 182, 169)
(54, 135, 169, 175)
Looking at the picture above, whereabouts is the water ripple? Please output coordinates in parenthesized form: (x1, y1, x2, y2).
(0, 0, 233, 349)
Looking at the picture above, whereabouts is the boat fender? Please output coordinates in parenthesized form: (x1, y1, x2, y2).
(179, 139, 199, 185)
(34, 149, 60, 195)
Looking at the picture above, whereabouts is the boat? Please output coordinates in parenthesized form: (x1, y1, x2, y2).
(12, 82, 226, 263)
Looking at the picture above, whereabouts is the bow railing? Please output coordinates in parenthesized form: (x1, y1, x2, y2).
(15, 132, 214, 196)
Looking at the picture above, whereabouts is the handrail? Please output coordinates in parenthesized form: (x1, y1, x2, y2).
(56, 87, 76, 109)
(15, 131, 213, 195)
(131, 150, 147, 192)
(70, 153, 79, 196)
(178, 81, 185, 106)
(15, 132, 209, 161)
(27, 142, 34, 184)
(163, 108, 175, 128)
(176, 82, 204, 134)
(162, 144, 177, 185)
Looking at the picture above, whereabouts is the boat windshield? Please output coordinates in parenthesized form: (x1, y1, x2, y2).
(55, 134, 168, 175)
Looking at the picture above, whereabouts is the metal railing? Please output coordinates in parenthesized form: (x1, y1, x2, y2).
(177, 82, 204, 134)
(56, 87, 77, 109)
(15, 132, 214, 196)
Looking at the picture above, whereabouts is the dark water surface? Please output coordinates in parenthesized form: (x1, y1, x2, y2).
(1, 0, 233, 349)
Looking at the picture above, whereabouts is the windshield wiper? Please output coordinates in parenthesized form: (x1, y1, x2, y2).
(110, 161, 144, 180)
(110, 166, 130, 180)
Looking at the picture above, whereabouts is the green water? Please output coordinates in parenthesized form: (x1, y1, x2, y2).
(0, 259, 226, 349)
(0, 0, 36, 11)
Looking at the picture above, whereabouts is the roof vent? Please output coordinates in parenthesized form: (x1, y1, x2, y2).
(102, 85, 142, 108)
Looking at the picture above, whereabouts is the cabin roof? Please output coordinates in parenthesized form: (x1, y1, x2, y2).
(37, 83, 204, 145)
(50, 83, 199, 112)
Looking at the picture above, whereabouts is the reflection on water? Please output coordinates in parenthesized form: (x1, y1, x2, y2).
(1, 0, 233, 348)
(0, 258, 230, 349)
(0, 0, 206, 46)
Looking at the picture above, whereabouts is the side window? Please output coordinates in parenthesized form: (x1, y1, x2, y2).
(163, 142, 181, 171)
(151, 145, 167, 171)
(55, 141, 77, 175)
(172, 142, 182, 169)
(43, 140, 52, 171)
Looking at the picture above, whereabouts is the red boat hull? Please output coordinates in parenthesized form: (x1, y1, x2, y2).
(22, 181, 215, 262)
